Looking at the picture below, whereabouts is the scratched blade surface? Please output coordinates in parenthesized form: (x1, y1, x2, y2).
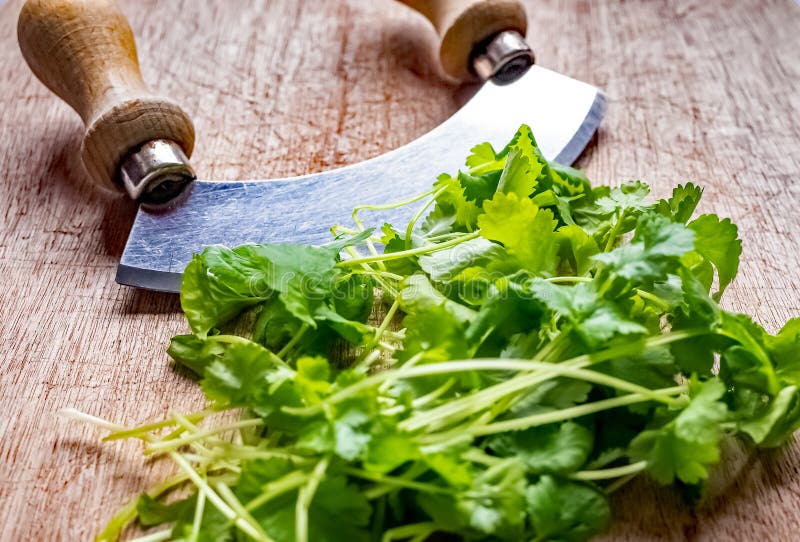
(118, 66, 606, 292)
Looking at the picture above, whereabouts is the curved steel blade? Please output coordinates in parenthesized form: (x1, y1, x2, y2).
(117, 66, 606, 292)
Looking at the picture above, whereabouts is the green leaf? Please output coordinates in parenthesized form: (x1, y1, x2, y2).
(434, 173, 481, 229)
(557, 225, 600, 276)
(167, 334, 226, 375)
(656, 182, 703, 223)
(687, 214, 742, 300)
(716, 312, 779, 395)
(528, 279, 647, 348)
(488, 422, 593, 473)
(630, 379, 729, 484)
(526, 476, 610, 542)
(479, 192, 560, 275)
(136, 494, 192, 527)
(458, 170, 501, 205)
(768, 318, 800, 386)
(418, 237, 504, 283)
(465, 141, 504, 174)
(496, 145, 542, 199)
(236, 459, 371, 542)
(593, 214, 695, 285)
(738, 385, 800, 447)
(398, 274, 476, 324)
(596, 180, 652, 216)
(200, 340, 301, 421)
(180, 251, 266, 338)
(181, 240, 355, 336)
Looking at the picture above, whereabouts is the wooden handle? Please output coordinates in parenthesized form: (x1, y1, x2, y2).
(398, 0, 528, 81)
(17, 0, 195, 191)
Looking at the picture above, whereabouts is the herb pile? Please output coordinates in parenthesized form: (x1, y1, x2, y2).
(78, 125, 800, 542)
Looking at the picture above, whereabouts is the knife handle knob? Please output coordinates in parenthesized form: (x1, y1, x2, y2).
(17, 0, 196, 204)
(397, 0, 529, 82)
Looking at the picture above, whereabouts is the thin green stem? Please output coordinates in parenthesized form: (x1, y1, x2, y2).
(604, 208, 627, 252)
(463, 386, 686, 438)
(146, 419, 264, 454)
(285, 329, 706, 419)
(170, 452, 269, 542)
(277, 324, 309, 359)
(544, 276, 593, 284)
(571, 461, 648, 481)
(381, 522, 437, 542)
(405, 186, 446, 249)
(296, 458, 329, 542)
(244, 471, 310, 513)
(344, 467, 453, 497)
(216, 482, 272, 541)
(188, 484, 207, 542)
(352, 188, 437, 215)
(337, 231, 480, 267)
(635, 289, 671, 311)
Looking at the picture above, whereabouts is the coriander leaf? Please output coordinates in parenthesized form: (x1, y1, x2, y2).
(479, 192, 560, 275)
(169, 496, 233, 542)
(767, 318, 800, 386)
(528, 279, 647, 348)
(167, 334, 226, 375)
(716, 312, 779, 395)
(180, 251, 266, 337)
(200, 340, 301, 422)
(630, 379, 728, 484)
(509, 379, 593, 417)
(595, 180, 652, 216)
(313, 303, 372, 345)
(434, 173, 481, 229)
(526, 476, 610, 542)
(365, 426, 421, 473)
(398, 274, 476, 324)
(496, 138, 543, 199)
(181, 241, 350, 336)
(488, 421, 593, 473)
(686, 214, 742, 300)
(418, 237, 504, 283)
(400, 303, 471, 362)
(136, 494, 193, 527)
(595, 346, 678, 390)
(738, 385, 800, 447)
(418, 462, 527, 539)
(656, 182, 703, 223)
(465, 141, 504, 174)
(593, 214, 695, 285)
(557, 224, 600, 276)
(236, 460, 371, 542)
(458, 170, 501, 205)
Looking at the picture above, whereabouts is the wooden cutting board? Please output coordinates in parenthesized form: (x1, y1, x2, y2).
(2, 0, 800, 539)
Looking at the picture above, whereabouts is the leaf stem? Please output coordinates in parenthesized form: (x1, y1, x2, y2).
(296, 458, 329, 542)
(571, 460, 648, 481)
(337, 231, 481, 267)
(463, 385, 686, 438)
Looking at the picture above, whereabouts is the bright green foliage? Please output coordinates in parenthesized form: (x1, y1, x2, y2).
(89, 125, 799, 542)
(479, 192, 560, 275)
(630, 380, 729, 484)
(526, 476, 610, 542)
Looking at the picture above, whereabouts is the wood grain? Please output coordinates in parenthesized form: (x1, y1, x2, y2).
(1, 0, 799, 540)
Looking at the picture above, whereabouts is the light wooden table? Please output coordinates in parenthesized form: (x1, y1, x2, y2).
(1, 0, 800, 539)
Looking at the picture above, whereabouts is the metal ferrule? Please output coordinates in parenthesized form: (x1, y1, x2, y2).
(118, 139, 196, 206)
(472, 30, 536, 85)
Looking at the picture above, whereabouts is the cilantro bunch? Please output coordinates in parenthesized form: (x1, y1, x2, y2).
(82, 125, 800, 542)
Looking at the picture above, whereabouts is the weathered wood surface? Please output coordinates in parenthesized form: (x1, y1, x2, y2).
(1, 0, 799, 540)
